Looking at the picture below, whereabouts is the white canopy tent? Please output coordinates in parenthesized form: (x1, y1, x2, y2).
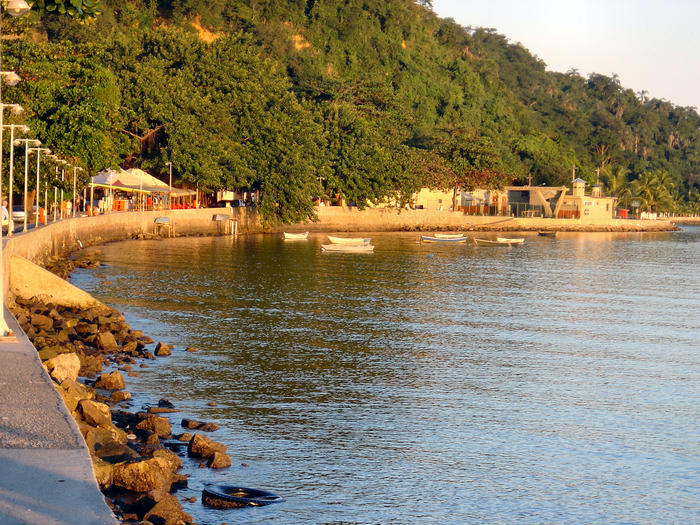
(89, 168, 196, 212)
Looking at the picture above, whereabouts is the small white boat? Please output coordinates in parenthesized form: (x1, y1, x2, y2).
(327, 235, 371, 244)
(421, 235, 467, 243)
(433, 233, 467, 239)
(496, 237, 524, 244)
(474, 237, 524, 246)
(321, 243, 374, 253)
(283, 232, 309, 240)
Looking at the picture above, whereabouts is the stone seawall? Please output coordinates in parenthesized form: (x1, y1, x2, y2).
(2, 206, 676, 300)
(2, 208, 261, 299)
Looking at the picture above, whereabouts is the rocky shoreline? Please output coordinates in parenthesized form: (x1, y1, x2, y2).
(9, 255, 234, 525)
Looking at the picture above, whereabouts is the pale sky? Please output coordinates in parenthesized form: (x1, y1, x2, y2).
(431, 0, 700, 109)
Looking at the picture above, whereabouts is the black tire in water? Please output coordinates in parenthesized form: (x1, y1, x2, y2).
(201, 485, 283, 509)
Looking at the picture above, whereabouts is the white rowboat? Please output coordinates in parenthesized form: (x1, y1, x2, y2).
(433, 233, 467, 239)
(321, 243, 375, 253)
(327, 235, 371, 244)
(474, 237, 524, 246)
(421, 235, 467, 243)
(496, 237, 524, 244)
(283, 232, 309, 240)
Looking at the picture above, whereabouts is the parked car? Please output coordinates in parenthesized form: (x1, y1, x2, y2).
(11, 207, 26, 221)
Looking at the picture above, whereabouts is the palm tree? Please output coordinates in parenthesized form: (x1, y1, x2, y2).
(601, 165, 631, 208)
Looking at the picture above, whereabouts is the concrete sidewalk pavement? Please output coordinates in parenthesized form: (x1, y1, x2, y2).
(0, 308, 116, 525)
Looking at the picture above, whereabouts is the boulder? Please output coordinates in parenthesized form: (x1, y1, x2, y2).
(112, 457, 175, 493)
(91, 457, 114, 488)
(136, 416, 172, 438)
(185, 347, 199, 353)
(78, 400, 113, 427)
(207, 451, 231, 469)
(30, 313, 54, 331)
(152, 448, 182, 472)
(181, 418, 219, 432)
(75, 322, 98, 335)
(121, 340, 139, 354)
(45, 353, 81, 383)
(187, 433, 226, 459)
(59, 378, 95, 411)
(94, 442, 141, 464)
(142, 493, 193, 525)
(110, 390, 132, 402)
(79, 355, 104, 377)
(94, 370, 125, 390)
(96, 331, 119, 352)
(154, 342, 171, 357)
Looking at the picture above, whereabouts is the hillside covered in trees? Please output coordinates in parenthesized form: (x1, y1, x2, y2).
(4, 0, 699, 222)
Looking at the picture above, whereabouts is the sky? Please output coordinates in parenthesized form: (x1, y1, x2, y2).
(431, 0, 700, 109)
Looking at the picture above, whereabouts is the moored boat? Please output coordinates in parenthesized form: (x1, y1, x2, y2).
(537, 231, 558, 237)
(283, 231, 309, 240)
(327, 235, 371, 244)
(433, 233, 467, 239)
(496, 237, 524, 244)
(421, 235, 467, 243)
(321, 243, 375, 253)
(474, 237, 523, 246)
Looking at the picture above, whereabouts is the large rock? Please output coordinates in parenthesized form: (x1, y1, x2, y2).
(79, 354, 104, 377)
(94, 370, 125, 390)
(143, 493, 193, 525)
(78, 399, 112, 427)
(110, 390, 132, 402)
(136, 416, 172, 438)
(58, 378, 95, 411)
(45, 353, 81, 383)
(152, 448, 182, 472)
(187, 433, 226, 459)
(92, 457, 114, 488)
(181, 418, 219, 432)
(207, 451, 231, 469)
(82, 422, 128, 452)
(30, 313, 54, 331)
(94, 442, 141, 464)
(96, 331, 118, 352)
(112, 457, 175, 493)
(154, 342, 171, 357)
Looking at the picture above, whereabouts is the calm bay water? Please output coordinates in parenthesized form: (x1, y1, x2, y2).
(71, 228, 700, 525)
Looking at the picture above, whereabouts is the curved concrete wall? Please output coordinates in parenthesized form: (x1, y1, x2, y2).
(2, 207, 261, 299)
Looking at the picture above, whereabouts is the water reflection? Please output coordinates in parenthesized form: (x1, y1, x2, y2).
(72, 228, 700, 524)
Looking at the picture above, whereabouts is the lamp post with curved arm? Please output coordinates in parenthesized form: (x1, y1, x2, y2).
(15, 137, 41, 231)
(4, 123, 29, 235)
(72, 166, 83, 217)
(29, 146, 50, 228)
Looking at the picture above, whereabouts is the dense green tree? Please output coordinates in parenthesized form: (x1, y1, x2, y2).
(1, 0, 697, 222)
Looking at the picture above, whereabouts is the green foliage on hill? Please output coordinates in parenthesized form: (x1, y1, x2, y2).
(3, 0, 698, 221)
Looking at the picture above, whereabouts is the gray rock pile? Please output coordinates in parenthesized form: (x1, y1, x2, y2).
(10, 296, 232, 525)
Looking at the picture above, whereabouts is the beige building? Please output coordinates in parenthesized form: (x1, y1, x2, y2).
(505, 179, 616, 221)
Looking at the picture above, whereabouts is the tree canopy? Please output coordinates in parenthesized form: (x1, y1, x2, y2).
(1, 0, 697, 221)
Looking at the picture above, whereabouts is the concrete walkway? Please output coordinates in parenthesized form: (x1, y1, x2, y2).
(0, 308, 116, 525)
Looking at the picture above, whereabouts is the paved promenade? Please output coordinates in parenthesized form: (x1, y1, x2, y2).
(0, 307, 116, 525)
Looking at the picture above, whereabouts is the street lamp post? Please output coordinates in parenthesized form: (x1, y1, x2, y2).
(59, 161, 68, 219)
(5, 123, 29, 235)
(165, 161, 172, 209)
(15, 137, 41, 231)
(30, 147, 50, 228)
(0, 0, 32, 335)
(72, 166, 82, 217)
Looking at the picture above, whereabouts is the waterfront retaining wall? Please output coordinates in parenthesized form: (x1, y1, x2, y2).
(2, 206, 675, 301)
